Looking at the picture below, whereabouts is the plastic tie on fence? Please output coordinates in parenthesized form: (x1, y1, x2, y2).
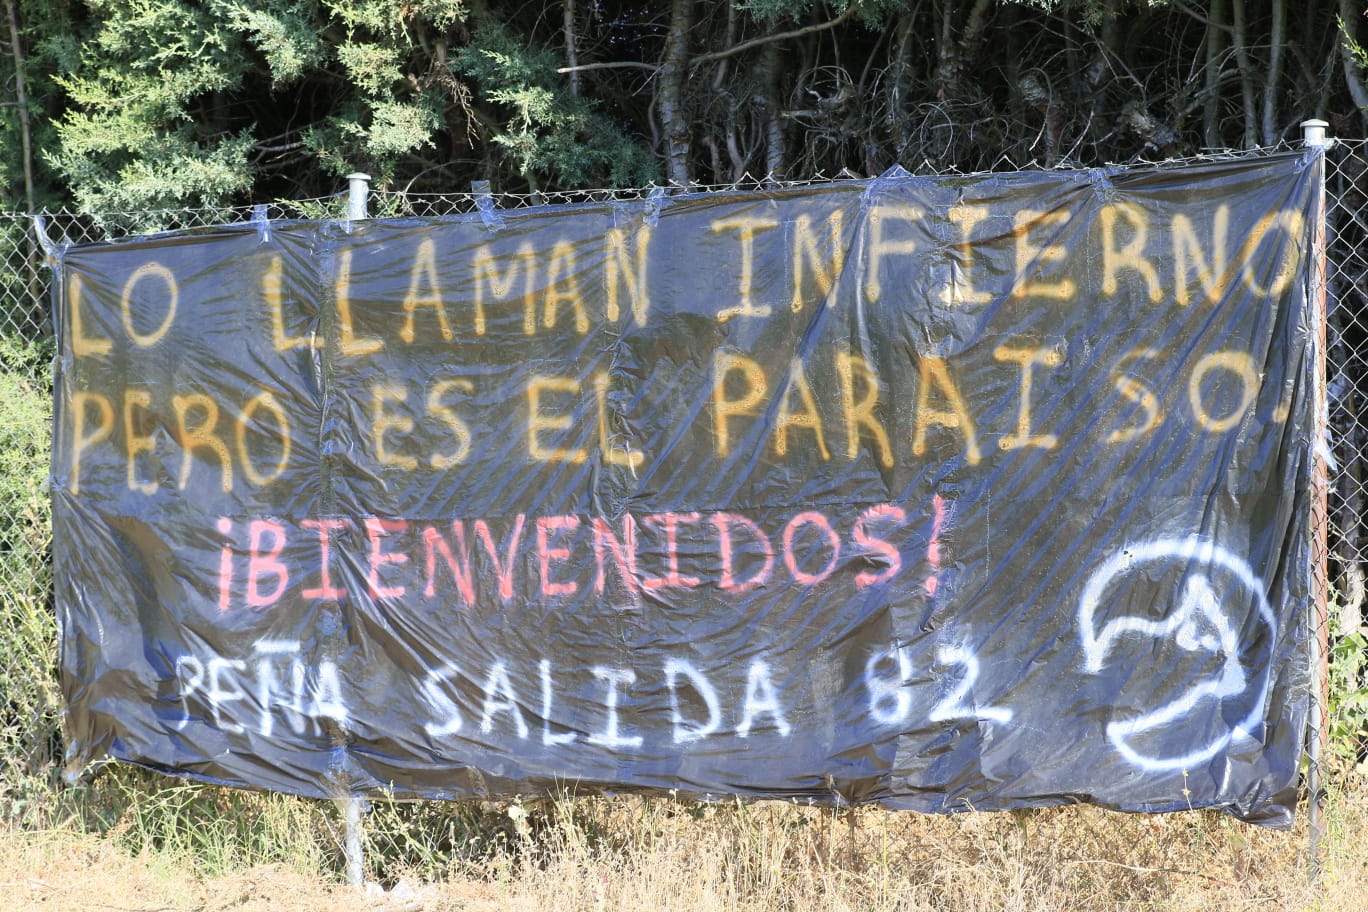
(30, 213, 66, 268)
(859, 164, 913, 211)
(252, 204, 271, 244)
(472, 180, 505, 232)
(609, 184, 667, 229)
(645, 185, 667, 227)
(1319, 429, 1338, 473)
(1319, 398, 1339, 471)
(1299, 145, 1332, 172)
(1086, 167, 1120, 202)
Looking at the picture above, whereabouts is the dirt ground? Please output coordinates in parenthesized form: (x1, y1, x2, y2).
(3, 788, 1365, 912)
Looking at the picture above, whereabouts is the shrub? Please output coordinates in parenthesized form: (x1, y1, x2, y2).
(0, 333, 57, 799)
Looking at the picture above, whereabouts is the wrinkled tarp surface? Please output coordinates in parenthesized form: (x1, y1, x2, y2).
(52, 151, 1321, 826)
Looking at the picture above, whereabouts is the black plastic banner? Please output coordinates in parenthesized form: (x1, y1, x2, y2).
(53, 152, 1321, 825)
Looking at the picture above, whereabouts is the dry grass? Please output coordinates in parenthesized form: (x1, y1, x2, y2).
(1, 770, 1364, 912)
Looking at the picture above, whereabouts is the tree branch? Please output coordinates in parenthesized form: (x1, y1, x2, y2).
(558, 2, 861, 76)
(692, 2, 860, 65)
(557, 60, 659, 75)
(1172, 0, 1235, 36)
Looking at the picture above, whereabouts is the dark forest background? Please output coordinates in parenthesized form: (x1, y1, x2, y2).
(0, 0, 1363, 214)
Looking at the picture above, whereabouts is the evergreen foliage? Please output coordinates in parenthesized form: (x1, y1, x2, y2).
(0, 0, 1359, 214)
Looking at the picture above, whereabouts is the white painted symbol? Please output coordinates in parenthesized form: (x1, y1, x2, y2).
(1078, 536, 1276, 771)
(863, 644, 1012, 725)
(929, 646, 1013, 724)
(864, 646, 913, 725)
(419, 662, 465, 737)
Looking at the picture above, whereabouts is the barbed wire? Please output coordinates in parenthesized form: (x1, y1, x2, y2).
(13, 140, 1325, 248)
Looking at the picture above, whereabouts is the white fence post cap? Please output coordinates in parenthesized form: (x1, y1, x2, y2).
(1300, 119, 1332, 148)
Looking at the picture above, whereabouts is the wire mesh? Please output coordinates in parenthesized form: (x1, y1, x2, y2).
(0, 141, 1361, 858)
(1327, 140, 1368, 634)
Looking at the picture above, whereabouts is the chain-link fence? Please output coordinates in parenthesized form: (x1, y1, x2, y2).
(0, 140, 1363, 869)
(1328, 140, 1368, 634)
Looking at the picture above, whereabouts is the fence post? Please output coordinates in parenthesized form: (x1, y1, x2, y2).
(337, 794, 365, 888)
(1301, 115, 1332, 882)
(341, 170, 372, 888)
(1301, 119, 1331, 149)
(347, 172, 371, 221)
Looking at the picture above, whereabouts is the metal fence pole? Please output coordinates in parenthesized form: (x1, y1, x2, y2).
(347, 172, 371, 222)
(1302, 116, 1333, 881)
(338, 794, 365, 888)
(342, 171, 369, 888)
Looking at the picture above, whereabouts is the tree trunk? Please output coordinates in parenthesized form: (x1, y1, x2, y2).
(659, 0, 694, 185)
(563, 0, 579, 98)
(1231, 0, 1258, 148)
(1261, 0, 1284, 144)
(1203, 0, 1225, 148)
(757, 39, 786, 179)
(1341, 0, 1368, 132)
(1084, 0, 1120, 155)
(935, 0, 992, 102)
(715, 0, 746, 181)
(887, 10, 916, 162)
(4, 0, 33, 213)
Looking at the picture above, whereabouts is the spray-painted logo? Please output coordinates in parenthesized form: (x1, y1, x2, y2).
(1077, 537, 1276, 771)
